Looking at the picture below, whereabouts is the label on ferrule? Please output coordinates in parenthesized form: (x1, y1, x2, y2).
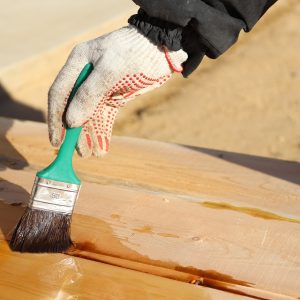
(29, 177, 81, 214)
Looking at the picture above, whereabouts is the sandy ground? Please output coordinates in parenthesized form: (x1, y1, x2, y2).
(0, 0, 299, 162)
(0, 0, 136, 69)
(114, 0, 300, 162)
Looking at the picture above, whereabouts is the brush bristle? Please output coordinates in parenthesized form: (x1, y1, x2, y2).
(9, 208, 73, 253)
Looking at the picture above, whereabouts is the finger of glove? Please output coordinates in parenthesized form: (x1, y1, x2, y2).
(91, 105, 119, 157)
(76, 122, 93, 158)
(48, 45, 89, 147)
(66, 66, 108, 128)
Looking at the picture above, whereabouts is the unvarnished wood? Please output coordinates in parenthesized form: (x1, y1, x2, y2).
(0, 118, 300, 299)
(1, 118, 299, 217)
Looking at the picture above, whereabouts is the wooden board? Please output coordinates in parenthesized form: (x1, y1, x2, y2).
(2, 242, 255, 300)
(0, 118, 299, 299)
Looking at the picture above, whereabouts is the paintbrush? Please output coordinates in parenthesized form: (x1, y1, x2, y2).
(9, 63, 93, 253)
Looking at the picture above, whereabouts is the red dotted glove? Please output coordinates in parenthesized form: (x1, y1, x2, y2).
(48, 25, 187, 157)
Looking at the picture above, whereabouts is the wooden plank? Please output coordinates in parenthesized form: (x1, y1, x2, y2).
(0, 169, 298, 300)
(0, 118, 299, 299)
(1, 241, 254, 300)
(1, 118, 299, 216)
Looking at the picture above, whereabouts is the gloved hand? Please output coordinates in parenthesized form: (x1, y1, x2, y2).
(48, 25, 188, 157)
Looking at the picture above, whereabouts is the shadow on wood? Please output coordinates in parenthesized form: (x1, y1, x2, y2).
(0, 179, 29, 241)
(0, 83, 44, 170)
(185, 146, 300, 185)
(0, 83, 45, 122)
(0, 118, 29, 170)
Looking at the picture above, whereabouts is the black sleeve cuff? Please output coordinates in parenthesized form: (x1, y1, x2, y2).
(128, 9, 183, 51)
(128, 9, 205, 77)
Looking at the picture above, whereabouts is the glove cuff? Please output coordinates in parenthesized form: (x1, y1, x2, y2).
(128, 9, 183, 52)
(163, 47, 188, 73)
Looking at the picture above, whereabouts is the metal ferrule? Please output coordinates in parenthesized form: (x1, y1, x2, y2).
(29, 177, 81, 214)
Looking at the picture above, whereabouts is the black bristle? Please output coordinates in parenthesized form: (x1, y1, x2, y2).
(9, 208, 73, 253)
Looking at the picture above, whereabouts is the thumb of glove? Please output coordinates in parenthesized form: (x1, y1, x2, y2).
(66, 66, 108, 128)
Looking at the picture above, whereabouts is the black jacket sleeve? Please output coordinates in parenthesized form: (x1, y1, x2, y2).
(128, 0, 277, 77)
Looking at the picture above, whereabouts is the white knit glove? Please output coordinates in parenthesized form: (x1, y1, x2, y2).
(48, 25, 187, 157)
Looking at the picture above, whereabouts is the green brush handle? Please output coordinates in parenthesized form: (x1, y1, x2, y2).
(37, 63, 94, 184)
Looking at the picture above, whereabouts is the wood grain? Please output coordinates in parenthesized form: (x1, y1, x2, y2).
(0, 118, 299, 299)
(2, 241, 255, 300)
